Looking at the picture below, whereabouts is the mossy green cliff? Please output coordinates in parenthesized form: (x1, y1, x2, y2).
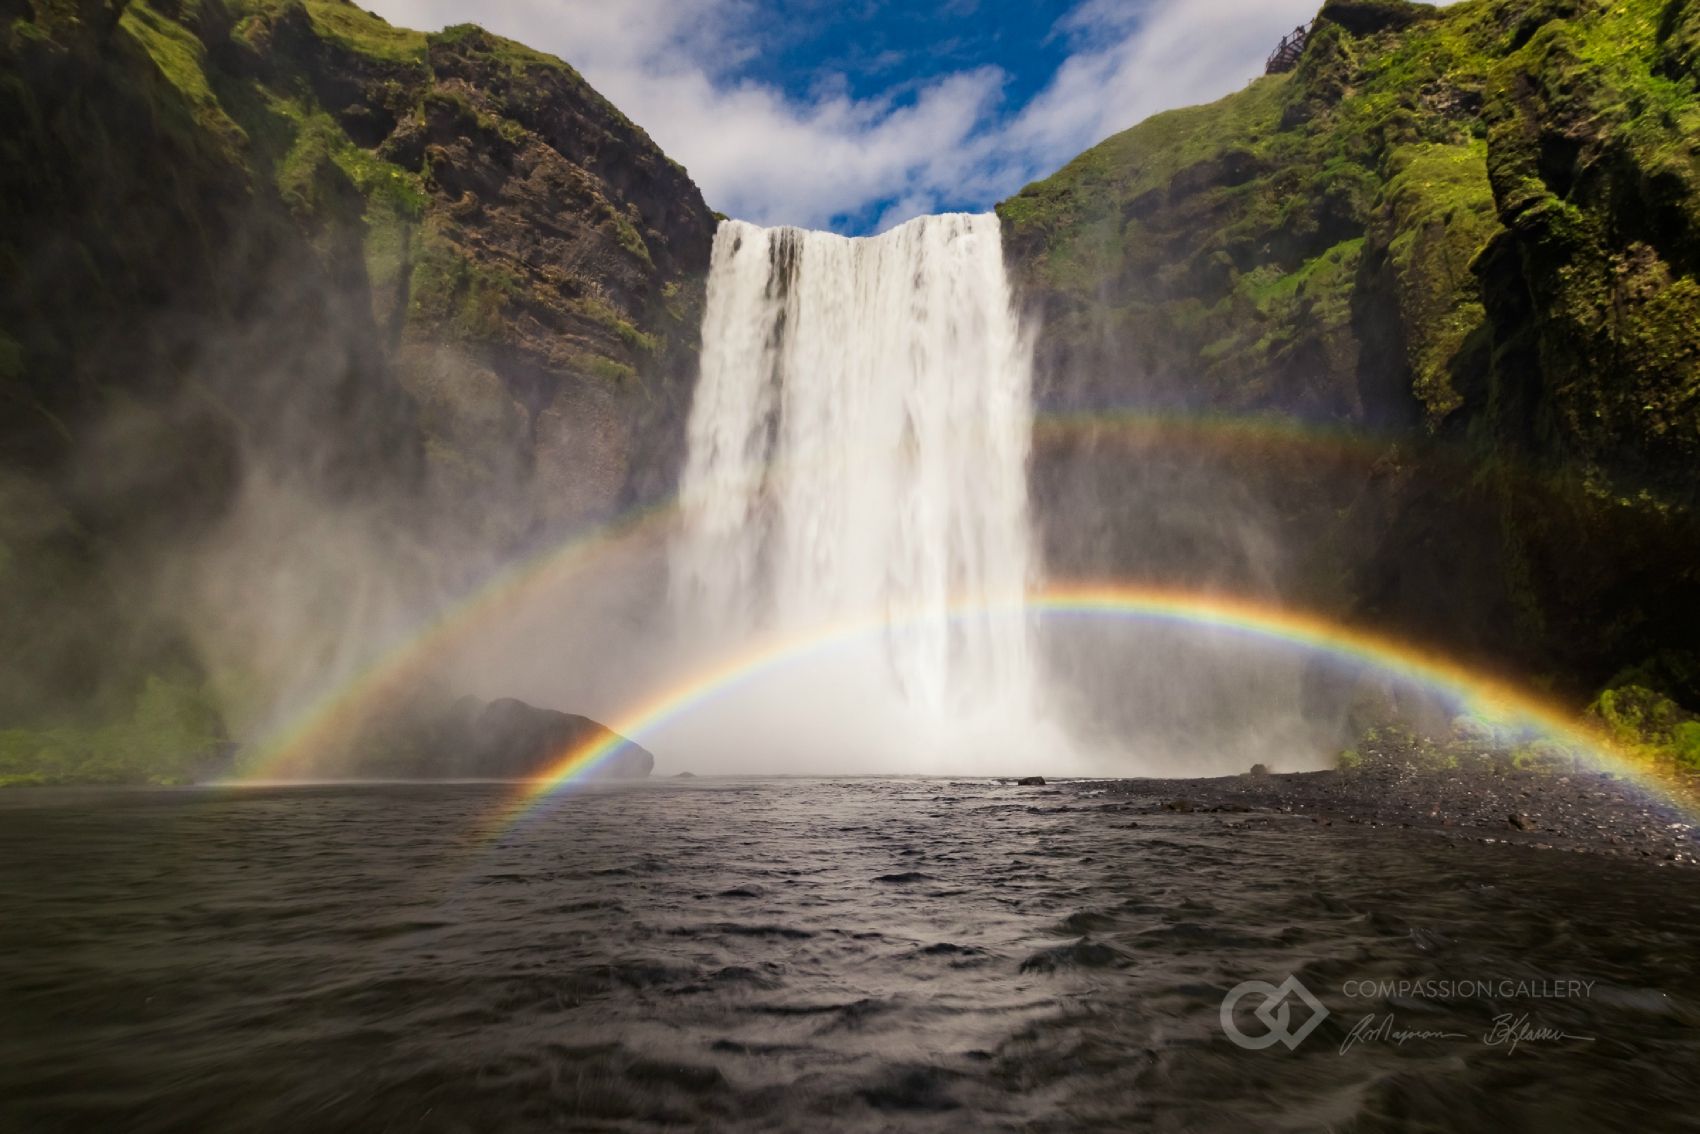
(1001, 0, 1700, 763)
(4, 0, 1697, 782)
(1, 0, 715, 782)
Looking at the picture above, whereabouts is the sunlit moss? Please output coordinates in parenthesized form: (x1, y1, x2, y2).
(300, 0, 426, 64)
(1379, 140, 1501, 419)
(232, 0, 427, 65)
(118, 0, 248, 156)
(433, 22, 563, 75)
(1589, 678, 1700, 775)
(999, 0, 1700, 708)
(606, 206, 654, 267)
(573, 294, 658, 353)
(407, 229, 523, 341)
(582, 353, 637, 384)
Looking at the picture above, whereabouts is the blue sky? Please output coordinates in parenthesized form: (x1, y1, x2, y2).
(734, 1, 1078, 114)
(367, 0, 1333, 233)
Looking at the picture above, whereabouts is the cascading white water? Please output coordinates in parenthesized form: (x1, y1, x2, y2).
(671, 214, 1049, 764)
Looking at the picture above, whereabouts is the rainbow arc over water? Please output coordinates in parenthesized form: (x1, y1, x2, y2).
(231, 404, 1684, 799)
(230, 406, 1639, 786)
(489, 582, 1676, 831)
(224, 501, 676, 783)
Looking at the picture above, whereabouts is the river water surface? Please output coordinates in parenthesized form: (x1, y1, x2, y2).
(3, 778, 1699, 1131)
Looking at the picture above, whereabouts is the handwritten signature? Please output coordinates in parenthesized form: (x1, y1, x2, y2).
(1340, 1014, 1466, 1054)
(1482, 1012, 1596, 1054)
(1340, 1012, 1596, 1055)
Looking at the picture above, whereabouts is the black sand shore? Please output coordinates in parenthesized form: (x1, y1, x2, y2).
(1078, 768, 1699, 867)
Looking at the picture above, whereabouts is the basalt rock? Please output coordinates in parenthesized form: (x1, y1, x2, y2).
(455, 697, 654, 780)
(1317, 0, 1441, 38)
(2, 1, 716, 547)
(0, 2, 711, 783)
(999, 0, 1700, 731)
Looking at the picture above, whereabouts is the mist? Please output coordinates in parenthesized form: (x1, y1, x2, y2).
(121, 201, 1411, 783)
(2, 136, 1424, 786)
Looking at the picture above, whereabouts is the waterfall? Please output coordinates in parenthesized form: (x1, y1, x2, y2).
(671, 214, 1049, 764)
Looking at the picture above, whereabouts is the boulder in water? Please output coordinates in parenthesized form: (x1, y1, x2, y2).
(336, 694, 651, 780)
(1017, 776, 1047, 786)
(464, 698, 653, 780)
(388, 696, 650, 780)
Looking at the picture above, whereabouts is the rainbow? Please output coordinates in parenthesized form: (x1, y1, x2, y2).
(231, 409, 1362, 780)
(491, 582, 1678, 830)
(225, 499, 679, 783)
(1033, 408, 1390, 465)
(230, 406, 1669, 787)
(1031, 407, 1686, 513)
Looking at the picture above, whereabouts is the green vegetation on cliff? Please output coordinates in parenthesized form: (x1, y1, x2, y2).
(0, 0, 716, 784)
(1588, 654, 1700, 774)
(0, 673, 225, 786)
(1002, 0, 1700, 770)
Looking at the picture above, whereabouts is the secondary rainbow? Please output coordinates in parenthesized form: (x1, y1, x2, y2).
(226, 499, 679, 782)
(220, 409, 1446, 781)
(1034, 408, 1388, 464)
(492, 582, 1673, 830)
(231, 407, 1669, 785)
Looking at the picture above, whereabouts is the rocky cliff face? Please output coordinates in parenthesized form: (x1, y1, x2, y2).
(0, 0, 715, 781)
(1000, 0, 1700, 726)
(7, 0, 1697, 782)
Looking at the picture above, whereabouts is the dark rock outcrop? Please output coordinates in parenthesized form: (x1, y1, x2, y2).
(999, 0, 1700, 735)
(0, 1, 712, 783)
(369, 694, 652, 780)
(461, 697, 653, 780)
(1316, 0, 1440, 37)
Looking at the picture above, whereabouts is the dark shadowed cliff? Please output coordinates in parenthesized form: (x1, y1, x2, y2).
(1000, 0, 1700, 760)
(4, 0, 1697, 783)
(0, 0, 714, 781)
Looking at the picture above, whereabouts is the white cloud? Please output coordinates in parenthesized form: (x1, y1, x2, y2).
(1003, 0, 1319, 163)
(362, 1, 1357, 231)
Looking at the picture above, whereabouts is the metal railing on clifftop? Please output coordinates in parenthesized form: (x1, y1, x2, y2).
(1266, 24, 1310, 74)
